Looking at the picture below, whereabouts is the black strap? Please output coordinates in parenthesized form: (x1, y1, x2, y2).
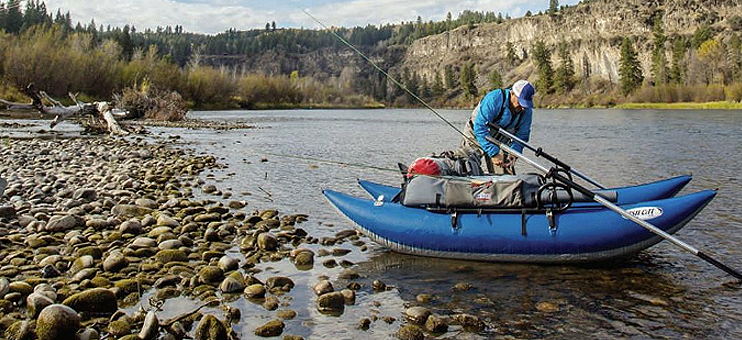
(492, 89, 507, 123)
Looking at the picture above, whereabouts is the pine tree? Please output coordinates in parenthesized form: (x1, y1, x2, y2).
(432, 71, 445, 97)
(421, 77, 432, 100)
(549, 0, 559, 15)
(670, 38, 686, 84)
(554, 41, 575, 92)
(460, 62, 478, 97)
(488, 68, 503, 90)
(650, 16, 668, 85)
(619, 37, 644, 95)
(5, 0, 23, 33)
(404, 70, 420, 103)
(582, 54, 591, 79)
(444, 65, 456, 89)
(506, 41, 519, 66)
(532, 40, 554, 93)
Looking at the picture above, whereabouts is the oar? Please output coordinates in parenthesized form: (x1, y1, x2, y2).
(487, 122, 606, 189)
(484, 135, 742, 280)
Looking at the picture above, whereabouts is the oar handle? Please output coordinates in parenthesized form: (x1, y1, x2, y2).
(698, 251, 742, 280)
(486, 122, 606, 189)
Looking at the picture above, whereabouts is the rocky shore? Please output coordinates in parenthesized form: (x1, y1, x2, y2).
(0, 135, 488, 340)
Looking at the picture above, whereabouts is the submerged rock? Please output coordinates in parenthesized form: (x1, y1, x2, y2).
(194, 314, 228, 340)
(396, 325, 424, 340)
(317, 292, 345, 314)
(253, 319, 284, 337)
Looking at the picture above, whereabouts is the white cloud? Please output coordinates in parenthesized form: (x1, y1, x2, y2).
(44, 0, 576, 34)
(46, 0, 277, 33)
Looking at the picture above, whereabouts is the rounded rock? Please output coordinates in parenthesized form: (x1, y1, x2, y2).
(312, 280, 333, 296)
(265, 276, 294, 292)
(35, 304, 81, 340)
(217, 256, 239, 272)
(253, 319, 284, 337)
(244, 284, 266, 299)
(139, 310, 159, 340)
(62, 288, 117, 315)
(194, 314, 228, 340)
(27, 292, 54, 318)
(103, 252, 128, 272)
(257, 233, 278, 251)
(425, 314, 448, 333)
(404, 306, 431, 325)
(396, 325, 424, 340)
(316, 292, 345, 314)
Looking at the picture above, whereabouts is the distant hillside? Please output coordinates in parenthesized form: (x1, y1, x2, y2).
(401, 0, 742, 97)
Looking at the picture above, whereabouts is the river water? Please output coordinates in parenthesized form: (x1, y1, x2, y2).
(5, 108, 742, 339)
(163, 108, 741, 339)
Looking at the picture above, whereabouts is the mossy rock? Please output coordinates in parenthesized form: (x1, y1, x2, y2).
(107, 319, 132, 338)
(76, 246, 103, 259)
(5, 320, 33, 340)
(113, 279, 140, 297)
(90, 276, 111, 288)
(62, 288, 117, 315)
(254, 319, 284, 337)
(194, 314, 228, 340)
(155, 249, 187, 263)
(198, 266, 224, 284)
(35, 304, 81, 340)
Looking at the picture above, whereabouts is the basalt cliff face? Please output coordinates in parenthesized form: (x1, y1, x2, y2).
(400, 0, 742, 86)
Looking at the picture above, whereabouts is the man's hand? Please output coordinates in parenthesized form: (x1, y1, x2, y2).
(492, 153, 506, 167)
(504, 154, 517, 167)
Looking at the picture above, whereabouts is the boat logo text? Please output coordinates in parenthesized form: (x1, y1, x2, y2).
(625, 207, 663, 220)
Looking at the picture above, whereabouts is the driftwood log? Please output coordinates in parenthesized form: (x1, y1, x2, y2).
(0, 84, 131, 135)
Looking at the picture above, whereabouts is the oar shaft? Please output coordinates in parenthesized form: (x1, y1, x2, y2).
(487, 136, 742, 280)
(487, 122, 607, 189)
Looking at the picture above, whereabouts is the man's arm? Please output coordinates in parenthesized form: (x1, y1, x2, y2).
(472, 91, 504, 157)
(510, 109, 532, 153)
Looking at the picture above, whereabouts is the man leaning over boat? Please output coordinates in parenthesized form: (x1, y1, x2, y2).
(458, 79, 535, 175)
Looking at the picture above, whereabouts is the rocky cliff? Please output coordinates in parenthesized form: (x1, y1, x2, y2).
(401, 0, 742, 87)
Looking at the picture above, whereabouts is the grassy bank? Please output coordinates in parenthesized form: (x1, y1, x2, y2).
(615, 101, 742, 110)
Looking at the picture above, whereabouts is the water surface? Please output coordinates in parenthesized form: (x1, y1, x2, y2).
(174, 108, 742, 339)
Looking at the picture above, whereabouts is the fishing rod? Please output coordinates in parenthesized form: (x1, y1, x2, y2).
(303, 11, 742, 281)
(304, 9, 612, 189)
(486, 135, 742, 280)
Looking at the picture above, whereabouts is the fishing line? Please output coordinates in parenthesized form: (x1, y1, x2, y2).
(262, 151, 399, 173)
(301, 9, 482, 149)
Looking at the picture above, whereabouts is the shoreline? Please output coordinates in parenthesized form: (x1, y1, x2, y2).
(0, 133, 477, 340)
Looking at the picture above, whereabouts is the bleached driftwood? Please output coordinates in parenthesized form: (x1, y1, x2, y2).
(0, 84, 130, 134)
(97, 102, 128, 135)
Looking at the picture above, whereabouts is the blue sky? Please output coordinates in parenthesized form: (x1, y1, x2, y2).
(44, 0, 580, 34)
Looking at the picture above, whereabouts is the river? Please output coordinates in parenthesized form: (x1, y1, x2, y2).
(5, 108, 742, 339)
(164, 108, 741, 339)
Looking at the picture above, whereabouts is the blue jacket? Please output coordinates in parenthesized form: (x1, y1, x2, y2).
(473, 89, 533, 157)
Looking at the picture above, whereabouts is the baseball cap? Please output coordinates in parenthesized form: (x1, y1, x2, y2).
(512, 80, 535, 108)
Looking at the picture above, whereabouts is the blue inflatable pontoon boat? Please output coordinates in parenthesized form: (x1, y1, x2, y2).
(323, 186, 715, 263)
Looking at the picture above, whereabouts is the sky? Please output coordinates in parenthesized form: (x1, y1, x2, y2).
(42, 0, 581, 34)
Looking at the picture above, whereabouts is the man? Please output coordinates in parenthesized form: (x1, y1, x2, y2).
(459, 79, 535, 175)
